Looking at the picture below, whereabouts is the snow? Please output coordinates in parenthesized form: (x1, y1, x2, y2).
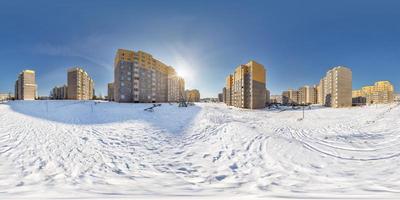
(0, 101, 400, 199)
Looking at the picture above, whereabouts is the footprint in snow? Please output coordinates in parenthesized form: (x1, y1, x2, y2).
(229, 163, 238, 172)
(215, 175, 227, 181)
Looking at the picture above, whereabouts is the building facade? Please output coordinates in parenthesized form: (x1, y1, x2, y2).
(185, 89, 200, 102)
(224, 60, 266, 109)
(395, 93, 400, 102)
(114, 49, 185, 103)
(352, 81, 394, 105)
(282, 89, 300, 105)
(283, 85, 317, 105)
(317, 78, 325, 104)
(282, 91, 290, 105)
(15, 70, 37, 100)
(107, 83, 114, 101)
(67, 68, 94, 100)
(0, 93, 10, 101)
(318, 66, 352, 108)
(223, 75, 233, 106)
(51, 85, 68, 100)
(218, 93, 223, 102)
(300, 85, 317, 104)
(270, 95, 282, 104)
(168, 73, 185, 102)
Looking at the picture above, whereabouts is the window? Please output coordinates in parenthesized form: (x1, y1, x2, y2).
(121, 94, 125, 99)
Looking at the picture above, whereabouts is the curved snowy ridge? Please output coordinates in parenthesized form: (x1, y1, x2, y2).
(0, 101, 400, 198)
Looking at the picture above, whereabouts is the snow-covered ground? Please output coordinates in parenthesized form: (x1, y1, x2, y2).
(0, 101, 400, 199)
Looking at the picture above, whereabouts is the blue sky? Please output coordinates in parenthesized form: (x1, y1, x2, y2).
(0, 0, 399, 97)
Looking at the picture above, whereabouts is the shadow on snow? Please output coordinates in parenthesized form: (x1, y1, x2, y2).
(7, 100, 201, 135)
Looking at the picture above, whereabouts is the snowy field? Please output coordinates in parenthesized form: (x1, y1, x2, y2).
(0, 101, 400, 199)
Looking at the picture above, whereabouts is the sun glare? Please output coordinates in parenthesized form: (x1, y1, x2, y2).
(176, 68, 190, 79)
(174, 56, 194, 80)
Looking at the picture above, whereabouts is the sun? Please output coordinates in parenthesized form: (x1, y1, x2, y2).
(176, 68, 190, 79)
(173, 54, 195, 81)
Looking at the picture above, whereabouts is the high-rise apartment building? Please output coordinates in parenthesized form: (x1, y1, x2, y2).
(282, 91, 290, 105)
(223, 75, 233, 106)
(352, 81, 394, 105)
(218, 93, 223, 102)
(298, 87, 307, 104)
(266, 89, 270, 105)
(270, 95, 283, 104)
(317, 78, 325, 104)
(289, 89, 299, 104)
(51, 85, 68, 100)
(224, 60, 266, 109)
(185, 89, 200, 102)
(283, 85, 317, 105)
(107, 83, 114, 101)
(299, 85, 317, 104)
(309, 85, 318, 104)
(15, 70, 37, 100)
(318, 66, 352, 108)
(113, 49, 185, 103)
(282, 89, 299, 105)
(67, 68, 94, 100)
(168, 71, 185, 102)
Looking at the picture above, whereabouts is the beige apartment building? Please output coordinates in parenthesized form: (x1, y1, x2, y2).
(270, 95, 282, 104)
(298, 87, 307, 104)
(67, 68, 94, 100)
(395, 93, 400, 102)
(318, 66, 352, 108)
(282, 91, 290, 104)
(317, 78, 325, 104)
(15, 70, 37, 100)
(168, 71, 185, 102)
(107, 83, 114, 101)
(282, 89, 300, 105)
(0, 93, 11, 101)
(185, 89, 200, 102)
(223, 75, 233, 106)
(298, 85, 317, 104)
(218, 93, 223, 102)
(223, 60, 266, 109)
(352, 81, 394, 105)
(283, 86, 317, 105)
(51, 85, 68, 100)
(113, 49, 185, 103)
(266, 89, 270, 104)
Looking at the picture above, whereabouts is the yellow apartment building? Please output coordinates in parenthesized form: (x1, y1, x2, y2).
(185, 89, 200, 102)
(353, 81, 394, 105)
(15, 70, 37, 100)
(318, 66, 352, 108)
(67, 67, 94, 100)
(224, 60, 266, 109)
